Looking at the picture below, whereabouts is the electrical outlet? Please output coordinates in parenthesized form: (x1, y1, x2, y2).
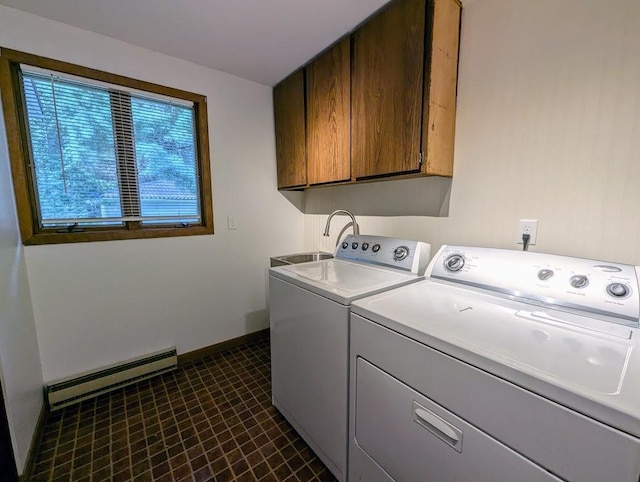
(517, 219, 538, 245)
(227, 215, 238, 230)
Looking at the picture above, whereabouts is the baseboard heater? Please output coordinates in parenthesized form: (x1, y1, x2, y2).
(46, 347, 177, 411)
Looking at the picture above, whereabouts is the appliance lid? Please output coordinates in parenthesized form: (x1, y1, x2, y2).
(270, 259, 422, 305)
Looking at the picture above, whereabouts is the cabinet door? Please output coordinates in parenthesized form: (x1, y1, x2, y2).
(352, 0, 426, 179)
(274, 70, 306, 189)
(306, 38, 351, 185)
(422, 0, 461, 177)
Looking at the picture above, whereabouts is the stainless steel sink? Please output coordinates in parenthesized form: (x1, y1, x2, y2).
(271, 252, 333, 267)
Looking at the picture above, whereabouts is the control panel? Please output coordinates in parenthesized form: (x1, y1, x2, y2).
(335, 235, 431, 275)
(428, 245, 640, 326)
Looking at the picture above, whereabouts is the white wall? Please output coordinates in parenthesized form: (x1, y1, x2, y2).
(0, 95, 43, 472)
(0, 6, 305, 382)
(307, 0, 640, 266)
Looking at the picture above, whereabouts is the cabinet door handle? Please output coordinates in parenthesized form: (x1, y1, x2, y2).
(412, 401, 463, 452)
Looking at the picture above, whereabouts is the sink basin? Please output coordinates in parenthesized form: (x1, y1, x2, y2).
(271, 252, 333, 267)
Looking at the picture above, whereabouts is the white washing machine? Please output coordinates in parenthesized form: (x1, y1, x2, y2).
(269, 234, 431, 482)
(349, 245, 640, 482)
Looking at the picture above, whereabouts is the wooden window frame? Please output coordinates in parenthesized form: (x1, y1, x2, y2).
(0, 48, 214, 245)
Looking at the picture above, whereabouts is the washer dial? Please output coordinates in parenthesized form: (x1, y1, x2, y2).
(351, 242, 359, 249)
(393, 246, 409, 261)
(444, 254, 465, 272)
(372, 244, 381, 253)
(570, 275, 589, 289)
(537, 269, 554, 281)
(341, 242, 349, 249)
(606, 283, 629, 298)
(362, 242, 369, 251)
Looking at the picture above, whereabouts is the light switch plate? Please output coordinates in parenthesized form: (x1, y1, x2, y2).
(227, 216, 238, 230)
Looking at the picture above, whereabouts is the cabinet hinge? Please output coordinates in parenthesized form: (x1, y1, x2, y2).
(419, 151, 424, 168)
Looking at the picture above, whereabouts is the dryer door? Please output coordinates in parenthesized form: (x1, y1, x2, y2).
(352, 357, 560, 482)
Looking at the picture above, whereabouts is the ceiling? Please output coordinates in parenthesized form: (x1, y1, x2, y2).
(0, 0, 392, 86)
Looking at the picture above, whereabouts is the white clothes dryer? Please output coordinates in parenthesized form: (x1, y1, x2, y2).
(349, 245, 640, 482)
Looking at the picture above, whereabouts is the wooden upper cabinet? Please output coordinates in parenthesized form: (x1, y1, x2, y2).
(273, 70, 306, 189)
(273, 0, 461, 190)
(352, 0, 426, 179)
(306, 38, 351, 185)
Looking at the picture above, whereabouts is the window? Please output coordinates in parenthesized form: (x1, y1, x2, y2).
(0, 48, 213, 244)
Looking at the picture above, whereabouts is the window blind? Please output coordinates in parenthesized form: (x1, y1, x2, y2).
(20, 66, 201, 227)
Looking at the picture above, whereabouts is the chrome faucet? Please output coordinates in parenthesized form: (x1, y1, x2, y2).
(323, 210, 359, 238)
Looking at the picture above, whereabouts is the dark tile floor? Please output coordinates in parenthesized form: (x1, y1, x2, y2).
(31, 338, 336, 481)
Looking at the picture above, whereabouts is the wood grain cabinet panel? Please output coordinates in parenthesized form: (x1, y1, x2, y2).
(306, 37, 351, 185)
(352, 0, 426, 179)
(423, 0, 461, 177)
(352, 0, 461, 181)
(274, 69, 306, 189)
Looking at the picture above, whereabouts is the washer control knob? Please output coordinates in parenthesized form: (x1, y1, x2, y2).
(607, 283, 629, 298)
(341, 242, 349, 249)
(362, 242, 369, 251)
(372, 244, 381, 253)
(537, 269, 554, 281)
(570, 275, 589, 289)
(351, 242, 359, 250)
(393, 246, 409, 261)
(444, 254, 465, 272)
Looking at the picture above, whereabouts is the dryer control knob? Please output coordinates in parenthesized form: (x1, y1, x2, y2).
(537, 269, 554, 281)
(341, 242, 349, 249)
(607, 283, 629, 298)
(570, 275, 589, 289)
(444, 254, 465, 272)
(362, 242, 369, 250)
(372, 244, 381, 253)
(393, 246, 409, 261)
